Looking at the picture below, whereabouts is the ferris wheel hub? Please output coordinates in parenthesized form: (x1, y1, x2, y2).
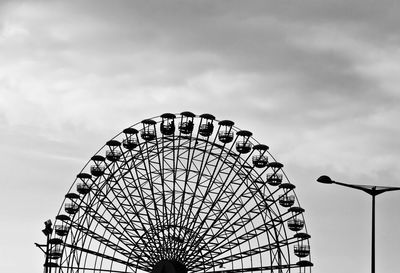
(151, 260, 187, 273)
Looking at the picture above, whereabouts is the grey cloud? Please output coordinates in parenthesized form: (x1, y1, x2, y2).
(2, 0, 399, 142)
(2, 0, 397, 100)
(1, 2, 400, 273)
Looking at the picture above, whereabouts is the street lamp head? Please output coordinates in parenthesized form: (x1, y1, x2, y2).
(317, 175, 333, 184)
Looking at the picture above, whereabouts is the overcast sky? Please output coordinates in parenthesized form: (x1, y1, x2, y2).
(1, 1, 400, 273)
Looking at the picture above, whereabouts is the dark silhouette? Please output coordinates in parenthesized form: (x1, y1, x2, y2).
(36, 112, 313, 272)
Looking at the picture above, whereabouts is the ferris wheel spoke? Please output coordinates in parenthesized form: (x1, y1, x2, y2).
(155, 136, 168, 225)
(191, 231, 302, 268)
(179, 142, 215, 233)
(186, 200, 283, 264)
(174, 140, 198, 243)
(68, 220, 141, 262)
(193, 181, 286, 256)
(183, 159, 261, 261)
(200, 215, 286, 260)
(170, 133, 186, 228)
(179, 146, 231, 251)
(170, 113, 199, 254)
(118, 149, 172, 259)
(137, 141, 165, 230)
(210, 262, 306, 273)
(84, 183, 143, 241)
(132, 140, 195, 260)
(71, 205, 155, 265)
(57, 266, 138, 273)
(155, 138, 184, 261)
(165, 134, 181, 257)
(62, 243, 147, 272)
(111, 151, 168, 256)
(159, 140, 186, 259)
(201, 199, 304, 263)
(178, 118, 230, 226)
(80, 193, 139, 247)
(182, 144, 254, 248)
(76, 176, 159, 263)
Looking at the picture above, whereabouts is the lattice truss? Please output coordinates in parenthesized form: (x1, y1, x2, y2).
(39, 112, 313, 273)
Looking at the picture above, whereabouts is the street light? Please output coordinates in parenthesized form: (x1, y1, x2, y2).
(42, 219, 53, 236)
(317, 175, 400, 273)
(36, 220, 54, 273)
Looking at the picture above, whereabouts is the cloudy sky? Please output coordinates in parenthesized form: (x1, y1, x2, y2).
(1, 1, 400, 273)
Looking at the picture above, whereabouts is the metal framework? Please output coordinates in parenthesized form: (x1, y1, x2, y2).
(36, 112, 313, 273)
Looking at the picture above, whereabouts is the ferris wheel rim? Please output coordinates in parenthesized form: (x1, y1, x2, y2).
(43, 111, 312, 273)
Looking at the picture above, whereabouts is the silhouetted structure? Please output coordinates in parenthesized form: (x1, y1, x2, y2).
(36, 112, 313, 273)
(317, 175, 400, 273)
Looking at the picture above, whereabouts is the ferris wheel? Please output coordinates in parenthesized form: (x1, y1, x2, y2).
(36, 112, 313, 273)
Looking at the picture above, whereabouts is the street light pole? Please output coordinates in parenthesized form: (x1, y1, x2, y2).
(317, 175, 400, 273)
(371, 192, 375, 273)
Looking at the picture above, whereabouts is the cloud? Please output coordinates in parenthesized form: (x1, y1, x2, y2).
(1, 0, 399, 156)
(1, 2, 400, 273)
